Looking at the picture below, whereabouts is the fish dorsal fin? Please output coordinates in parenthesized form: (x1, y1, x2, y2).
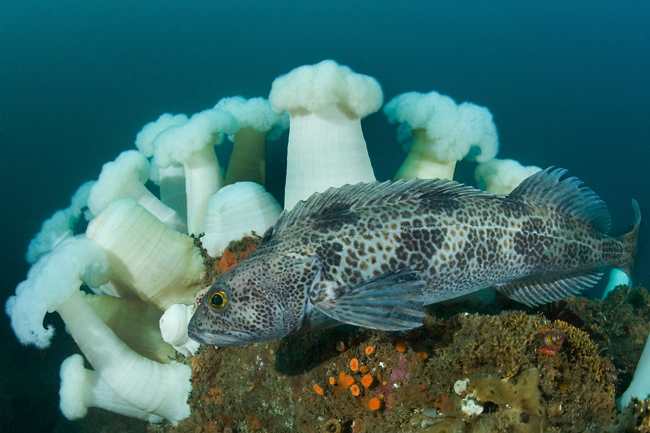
(275, 179, 492, 234)
(508, 167, 611, 233)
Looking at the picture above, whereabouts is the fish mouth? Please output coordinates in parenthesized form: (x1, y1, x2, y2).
(187, 328, 258, 347)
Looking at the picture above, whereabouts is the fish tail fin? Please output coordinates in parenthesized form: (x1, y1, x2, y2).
(614, 199, 641, 280)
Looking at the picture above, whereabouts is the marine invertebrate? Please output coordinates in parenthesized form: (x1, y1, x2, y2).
(135, 112, 190, 218)
(361, 374, 373, 388)
(620, 329, 650, 408)
(269, 59, 381, 209)
(383, 90, 498, 181)
(5, 236, 192, 424)
(215, 96, 289, 186)
(350, 358, 359, 371)
(474, 157, 541, 195)
(153, 107, 239, 234)
(350, 384, 361, 396)
(201, 181, 281, 257)
(59, 354, 163, 423)
(86, 198, 204, 310)
(374, 354, 409, 403)
(56, 291, 192, 424)
(26, 180, 94, 264)
(87, 150, 187, 232)
(630, 397, 650, 433)
(322, 418, 341, 433)
(213, 235, 260, 274)
(365, 345, 374, 355)
(339, 372, 355, 387)
(84, 293, 176, 363)
(368, 397, 382, 411)
(159, 303, 201, 356)
(540, 329, 565, 355)
(471, 368, 545, 431)
(313, 384, 325, 395)
(601, 268, 632, 300)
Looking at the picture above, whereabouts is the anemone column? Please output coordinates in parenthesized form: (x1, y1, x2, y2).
(269, 60, 382, 210)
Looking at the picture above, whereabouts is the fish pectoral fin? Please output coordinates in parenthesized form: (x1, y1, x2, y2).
(494, 269, 604, 306)
(313, 267, 426, 331)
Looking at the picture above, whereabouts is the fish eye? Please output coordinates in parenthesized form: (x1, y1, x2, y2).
(208, 290, 229, 311)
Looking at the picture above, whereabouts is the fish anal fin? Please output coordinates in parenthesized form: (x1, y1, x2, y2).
(494, 270, 604, 306)
(312, 267, 426, 331)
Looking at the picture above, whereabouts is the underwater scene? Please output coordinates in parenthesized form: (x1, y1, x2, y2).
(1, 1, 649, 432)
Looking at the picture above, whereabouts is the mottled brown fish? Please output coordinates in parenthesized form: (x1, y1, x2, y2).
(189, 168, 640, 346)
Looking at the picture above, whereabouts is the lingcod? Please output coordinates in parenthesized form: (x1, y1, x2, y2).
(189, 168, 640, 346)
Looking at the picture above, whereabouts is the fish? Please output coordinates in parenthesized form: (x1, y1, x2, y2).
(188, 168, 641, 346)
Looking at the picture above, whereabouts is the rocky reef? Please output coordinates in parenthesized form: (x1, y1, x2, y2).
(137, 237, 650, 433)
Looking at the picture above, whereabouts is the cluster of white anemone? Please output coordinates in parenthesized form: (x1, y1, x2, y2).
(10, 59, 627, 425)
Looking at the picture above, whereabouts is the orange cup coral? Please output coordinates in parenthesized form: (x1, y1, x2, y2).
(368, 397, 381, 411)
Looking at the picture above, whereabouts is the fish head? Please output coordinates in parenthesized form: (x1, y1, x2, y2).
(188, 255, 311, 346)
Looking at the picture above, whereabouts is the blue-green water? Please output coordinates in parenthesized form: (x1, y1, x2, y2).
(1, 1, 648, 431)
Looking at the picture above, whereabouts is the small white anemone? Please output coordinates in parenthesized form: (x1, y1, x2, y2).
(201, 182, 281, 258)
(160, 303, 201, 356)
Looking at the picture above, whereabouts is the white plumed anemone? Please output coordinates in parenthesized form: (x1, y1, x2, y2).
(5, 235, 111, 349)
(58, 290, 192, 424)
(619, 332, 650, 409)
(384, 91, 498, 181)
(86, 198, 204, 311)
(269, 59, 381, 209)
(87, 150, 187, 233)
(216, 96, 289, 186)
(26, 180, 95, 264)
(84, 293, 176, 363)
(135, 113, 189, 220)
(135, 113, 189, 158)
(153, 108, 239, 235)
(201, 182, 282, 257)
(6, 234, 191, 424)
(59, 354, 163, 423)
(160, 304, 200, 356)
(601, 268, 631, 300)
(474, 158, 541, 195)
